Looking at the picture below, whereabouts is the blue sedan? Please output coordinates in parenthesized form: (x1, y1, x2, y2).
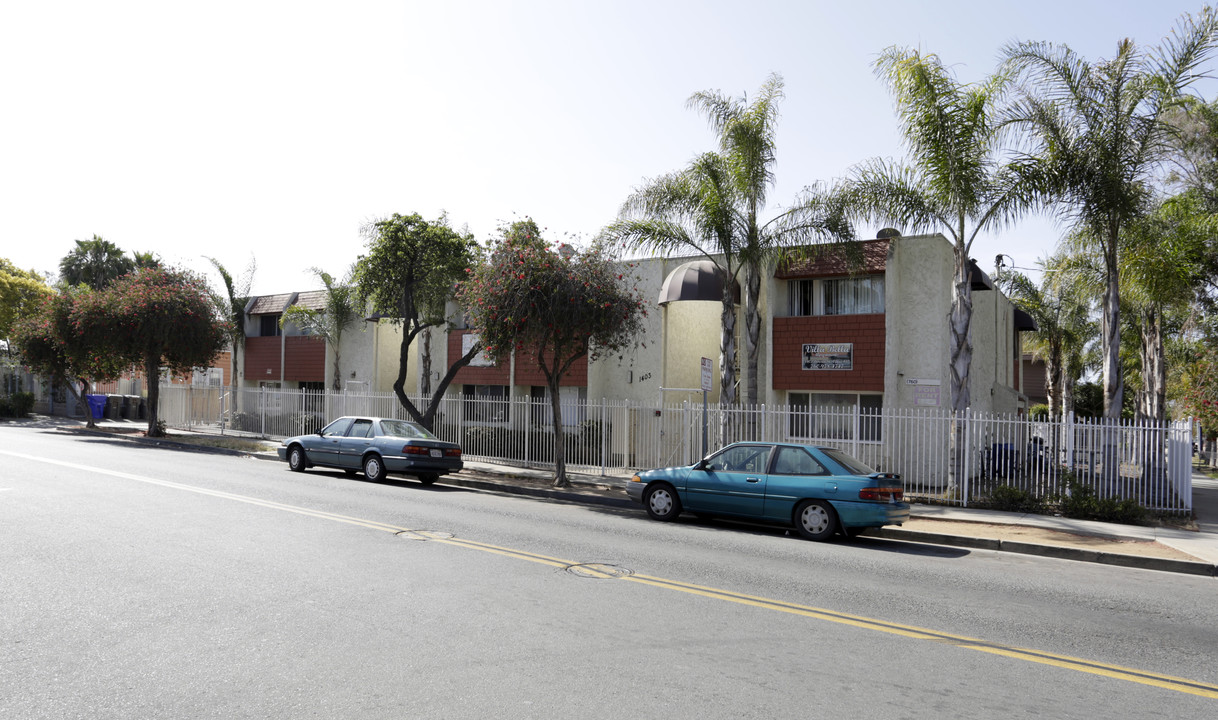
(627, 442, 909, 541)
(278, 416, 463, 484)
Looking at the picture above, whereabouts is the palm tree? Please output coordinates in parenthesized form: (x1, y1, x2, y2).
(606, 74, 851, 431)
(605, 152, 743, 425)
(1002, 7, 1218, 418)
(205, 256, 256, 408)
(847, 47, 1042, 416)
(281, 266, 361, 391)
(998, 255, 1095, 420)
(59, 235, 133, 290)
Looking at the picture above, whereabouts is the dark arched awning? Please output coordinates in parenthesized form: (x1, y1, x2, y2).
(658, 260, 741, 305)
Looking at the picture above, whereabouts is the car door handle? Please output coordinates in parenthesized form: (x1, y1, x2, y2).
(746, 477, 761, 483)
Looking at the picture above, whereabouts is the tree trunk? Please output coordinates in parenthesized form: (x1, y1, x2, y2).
(1045, 344, 1062, 420)
(743, 262, 761, 440)
(420, 328, 432, 397)
(331, 344, 342, 392)
(1138, 307, 1166, 422)
(947, 248, 973, 494)
(718, 283, 737, 444)
(145, 356, 162, 437)
(1101, 238, 1123, 419)
(548, 374, 568, 488)
(77, 379, 95, 429)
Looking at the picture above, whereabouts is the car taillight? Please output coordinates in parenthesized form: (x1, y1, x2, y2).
(444, 448, 461, 458)
(403, 445, 431, 455)
(859, 487, 903, 502)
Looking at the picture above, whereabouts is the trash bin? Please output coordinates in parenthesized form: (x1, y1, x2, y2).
(119, 395, 132, 419)
(85, 394, 106, 420)
(105, 395, 122, 420)
(137, 397, 147, 420)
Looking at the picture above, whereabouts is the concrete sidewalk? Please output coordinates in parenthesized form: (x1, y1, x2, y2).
(27, 416, 1218, 577)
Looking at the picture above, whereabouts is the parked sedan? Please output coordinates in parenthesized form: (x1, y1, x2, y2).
(277, 416, 463, 484)
(627, 442, 909, 541)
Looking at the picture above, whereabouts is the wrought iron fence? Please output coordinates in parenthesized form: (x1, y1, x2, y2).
(154, 385, 1195, 513)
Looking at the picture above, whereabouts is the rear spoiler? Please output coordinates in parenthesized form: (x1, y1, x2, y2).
(867, 472, 902, 483)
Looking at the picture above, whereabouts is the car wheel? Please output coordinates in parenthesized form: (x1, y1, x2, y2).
(418, 473, 439, 486)
(794, 500, 837, 541)
(643, 483, 682, 521)
(287, 445, 307, 473)
(363, 454, 386, 482)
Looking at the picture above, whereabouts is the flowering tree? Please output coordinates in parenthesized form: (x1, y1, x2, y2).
(459, 219, 646, 487)
(72, 268, 226, 436)
(1, 258, 54, 339)
(12, 289, 128, 428)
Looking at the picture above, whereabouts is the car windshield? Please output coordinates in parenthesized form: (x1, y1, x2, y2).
(819, 447, 874, 476)
(379, 420, 437, 439)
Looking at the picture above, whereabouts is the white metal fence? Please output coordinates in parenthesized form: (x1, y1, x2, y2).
(155, 385, 1195, 514)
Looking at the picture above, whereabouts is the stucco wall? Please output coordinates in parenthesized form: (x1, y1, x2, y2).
(885, 235, 954, 409)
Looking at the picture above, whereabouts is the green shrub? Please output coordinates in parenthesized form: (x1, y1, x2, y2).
(982, 484, 1045, 513)
(1028, 403, 1050, 420)
(0, 392, 35, 417)
(1051, 477, 1149, 525)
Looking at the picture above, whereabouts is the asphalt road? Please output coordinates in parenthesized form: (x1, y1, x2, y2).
(3, 424, 1217, 719)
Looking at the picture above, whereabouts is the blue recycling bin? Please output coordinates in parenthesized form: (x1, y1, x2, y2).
(85, 394, 106, 419)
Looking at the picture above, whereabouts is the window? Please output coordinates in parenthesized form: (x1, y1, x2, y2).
(463, 384, 509, 424)
(706, 445, 772, 473)
(259, 314, 282, 337)
(348, 419, 373, 438)
(321, 417, 353, 437)
(772, 447, 827, 475)
(530, 385, 588, 428)
(788, 393, 883, 442)
(789, 276, 884, 316)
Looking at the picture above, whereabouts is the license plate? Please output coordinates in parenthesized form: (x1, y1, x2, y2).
(429, 448, 442, 458)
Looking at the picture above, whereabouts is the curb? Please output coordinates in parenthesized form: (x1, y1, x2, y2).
(869, 527, 1218, 577)
(53, 425, 1218, 577)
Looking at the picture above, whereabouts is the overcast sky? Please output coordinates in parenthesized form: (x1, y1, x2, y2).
(2, 1, 1213, 296)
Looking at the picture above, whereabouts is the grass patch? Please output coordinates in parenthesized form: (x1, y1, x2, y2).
(162, 434, 279, 453)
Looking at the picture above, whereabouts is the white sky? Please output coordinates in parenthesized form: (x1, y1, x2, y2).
(2, 1, 1213, 296)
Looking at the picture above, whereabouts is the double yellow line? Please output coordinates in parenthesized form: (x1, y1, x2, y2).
(6, 448, 1217, 699)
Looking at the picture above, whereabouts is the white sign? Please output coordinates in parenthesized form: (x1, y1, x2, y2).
(802, 343, 853, 371)
(700, 357, 713, 392)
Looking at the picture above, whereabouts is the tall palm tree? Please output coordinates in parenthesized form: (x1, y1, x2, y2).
(1002, 7, 1218, 418)
(281, 266, 361, 391)
(206, 256, 256, 405)
(846, 47, 1042, 416)
(59, 235, 133, 290)
(605, 152, 744, 424)
(606, 74, 851, 426)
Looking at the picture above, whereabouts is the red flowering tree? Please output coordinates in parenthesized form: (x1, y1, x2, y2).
(1180, 345, 1218, 439)
(12, 289, 129, 428)
(72, 268, 226, 436)
(458, 219, 646, 487)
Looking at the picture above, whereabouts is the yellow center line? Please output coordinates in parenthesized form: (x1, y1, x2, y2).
(7, 448, 1217, 699)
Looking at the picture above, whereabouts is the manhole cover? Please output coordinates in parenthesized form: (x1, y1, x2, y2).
(395, 530, 455, 541)
(564, 563, 633, 579)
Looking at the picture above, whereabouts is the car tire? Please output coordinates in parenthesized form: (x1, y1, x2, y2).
(794, 500, 837, 541)
(644, 483, 682, 522)
(363, 454, 386, 482)
(287, 445, 307, 473)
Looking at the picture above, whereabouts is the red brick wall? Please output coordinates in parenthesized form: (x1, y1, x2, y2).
(450, 330, 510, 385)
(514, 348, 588, 387)
(245, 336, 282, 381)
(772, 315, 885, 392)
(284, 336, 325, 382)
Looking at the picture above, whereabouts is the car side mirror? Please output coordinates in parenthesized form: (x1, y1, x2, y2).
(695, 459, 708, 471)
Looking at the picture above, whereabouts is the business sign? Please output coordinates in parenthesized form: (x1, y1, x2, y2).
(802, 343, 852, 371)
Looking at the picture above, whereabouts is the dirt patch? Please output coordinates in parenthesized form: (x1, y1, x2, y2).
(902, 517, 1201, 561)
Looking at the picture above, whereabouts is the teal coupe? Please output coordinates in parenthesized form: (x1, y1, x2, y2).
(627, 442, 909, 541)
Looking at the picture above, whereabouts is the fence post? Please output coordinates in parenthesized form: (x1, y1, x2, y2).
(600, 399, 607, 476)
